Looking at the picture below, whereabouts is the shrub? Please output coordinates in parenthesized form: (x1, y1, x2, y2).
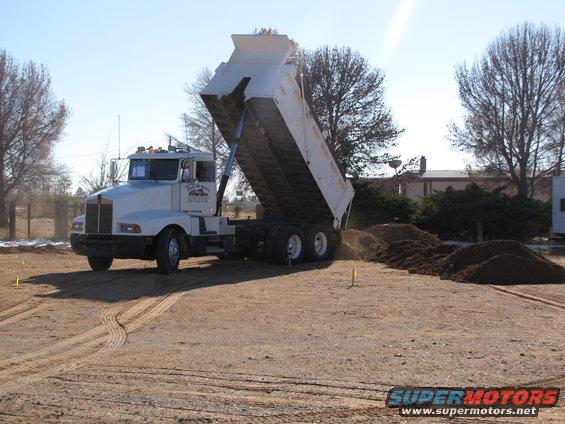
(349, 180, 419, 228)
(418, 184, 550, 242)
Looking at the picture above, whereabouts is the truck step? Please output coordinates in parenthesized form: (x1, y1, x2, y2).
(206, 247, 225, 254)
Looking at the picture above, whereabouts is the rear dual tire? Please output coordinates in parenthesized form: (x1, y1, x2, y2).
(274, 226, 305, 265)
(264, 224, 333, 265)
(264, 225, 306, 265)
(303, 224, 332, 261)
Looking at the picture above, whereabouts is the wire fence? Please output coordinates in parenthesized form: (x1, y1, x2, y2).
(1, 198, 258, 241)
(2, 198, 84, 241)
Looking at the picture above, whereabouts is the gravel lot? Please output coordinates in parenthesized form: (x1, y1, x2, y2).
(0, 252, 563, 422)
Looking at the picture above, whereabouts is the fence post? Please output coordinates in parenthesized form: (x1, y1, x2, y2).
(27, 203, 31, 239)
(54, 200, 61, 240)
(8, 201, 16, 240)
(54, 200, 69, 241)
(61, 201, 69, 241)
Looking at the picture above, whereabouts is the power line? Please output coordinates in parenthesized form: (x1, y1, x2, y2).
(54, 144, 137, 160)
(118, 114, 121, 160)
(55, 137, 167, 160)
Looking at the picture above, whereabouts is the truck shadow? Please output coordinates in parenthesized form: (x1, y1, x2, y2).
(26, 258, 332, 303)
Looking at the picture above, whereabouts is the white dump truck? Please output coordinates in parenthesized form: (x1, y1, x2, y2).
(70, 34, 354, 273)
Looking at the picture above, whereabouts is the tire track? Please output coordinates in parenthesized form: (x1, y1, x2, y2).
(0, 264, 256, 395)
(0, 296, 159, 378)
(0, 260, 243, 372)
(0, 297, 42, 319)
(0, 273, 106, 315)
(0, 392, 245, 422)
(21, 365, 391, 421)
(100, 305, 127, 352)
(0, 256, 216, 324)
(523, 374, 565, 387)
(0, 302, 50, 328)
(96, 365, 394, 395)
(488, 285, 565, 310)
(58, 367, 390, 406)
(0, 275, 109, 327)
(0, 296, 156, 370)
(49, 377, 384, 412)
(0, 296, 169, 394)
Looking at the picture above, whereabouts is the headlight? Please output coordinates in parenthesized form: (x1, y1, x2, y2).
(72, 221, 84, 232)
(120, 223, 141, 233)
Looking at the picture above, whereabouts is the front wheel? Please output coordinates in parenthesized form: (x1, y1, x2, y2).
(87, 256, 113, 271)
(156, 229, 181, 274)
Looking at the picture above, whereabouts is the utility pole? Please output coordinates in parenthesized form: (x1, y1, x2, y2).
(118, 114, 121, 160)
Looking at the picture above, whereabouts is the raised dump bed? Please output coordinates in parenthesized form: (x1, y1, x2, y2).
(201, 34, 354, 229)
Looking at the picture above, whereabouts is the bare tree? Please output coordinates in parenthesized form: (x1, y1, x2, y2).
(80, 148, 127, 194)
(255, 27, 279, 35)
(549, 82, 565, 176)
(180, 68, 228, 176)
(301, 46, 402, 177)
(181, 68, 254, 200)
(16, 163, 70, 206)
(256, 27, 299, 57)
(450, 22, 564, 199)
(0, 50, 68, 226)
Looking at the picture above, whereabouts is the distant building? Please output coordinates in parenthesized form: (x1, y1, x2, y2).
(400, 169, 471, 200)
(364, 156, 551, 202)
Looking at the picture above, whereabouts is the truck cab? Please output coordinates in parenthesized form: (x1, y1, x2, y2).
(70, 148, 236, 273)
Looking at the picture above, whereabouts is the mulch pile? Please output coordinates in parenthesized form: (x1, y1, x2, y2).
(338, 224, 565, 285)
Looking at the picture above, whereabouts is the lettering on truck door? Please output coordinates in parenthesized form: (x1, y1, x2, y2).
(180, 159, 216, 216)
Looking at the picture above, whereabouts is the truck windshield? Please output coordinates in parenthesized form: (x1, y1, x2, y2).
(129, 159, 179, 181)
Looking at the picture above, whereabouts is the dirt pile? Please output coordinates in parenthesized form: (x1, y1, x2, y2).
(382, 239, 565, 284)
(365, 223, 441, 246)
(336, 226, 565, 284)
(381, 242, 459, 275)
(448, 241, 565, 284)
(335, 229, 386, 260)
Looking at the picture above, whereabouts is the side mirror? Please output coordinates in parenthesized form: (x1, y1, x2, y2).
(181, 160, 191, 182)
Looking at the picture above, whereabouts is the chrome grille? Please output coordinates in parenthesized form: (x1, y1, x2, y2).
(85, 201, 113, 234)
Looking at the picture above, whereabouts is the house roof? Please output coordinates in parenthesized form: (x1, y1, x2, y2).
(362, 170, 470, 181)
(420, 170, 469, 179)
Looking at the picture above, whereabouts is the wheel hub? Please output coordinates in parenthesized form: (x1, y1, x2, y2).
(168, 238, 180, 265)
(287, 234, 302, 260)
(313, 232, 328, 256)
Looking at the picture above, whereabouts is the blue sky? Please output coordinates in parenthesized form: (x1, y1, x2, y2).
(1, 0, 563, 188)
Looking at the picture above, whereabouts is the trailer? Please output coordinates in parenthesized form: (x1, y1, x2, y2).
(70, 34, 354, 273)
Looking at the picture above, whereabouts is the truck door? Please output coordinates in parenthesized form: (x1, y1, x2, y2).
(180, 159, 216, 216)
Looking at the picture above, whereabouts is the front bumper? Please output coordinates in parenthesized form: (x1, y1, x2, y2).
(70, 234, 155, 259)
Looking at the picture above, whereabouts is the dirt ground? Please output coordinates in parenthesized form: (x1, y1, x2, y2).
(0, 252, 563, 422)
